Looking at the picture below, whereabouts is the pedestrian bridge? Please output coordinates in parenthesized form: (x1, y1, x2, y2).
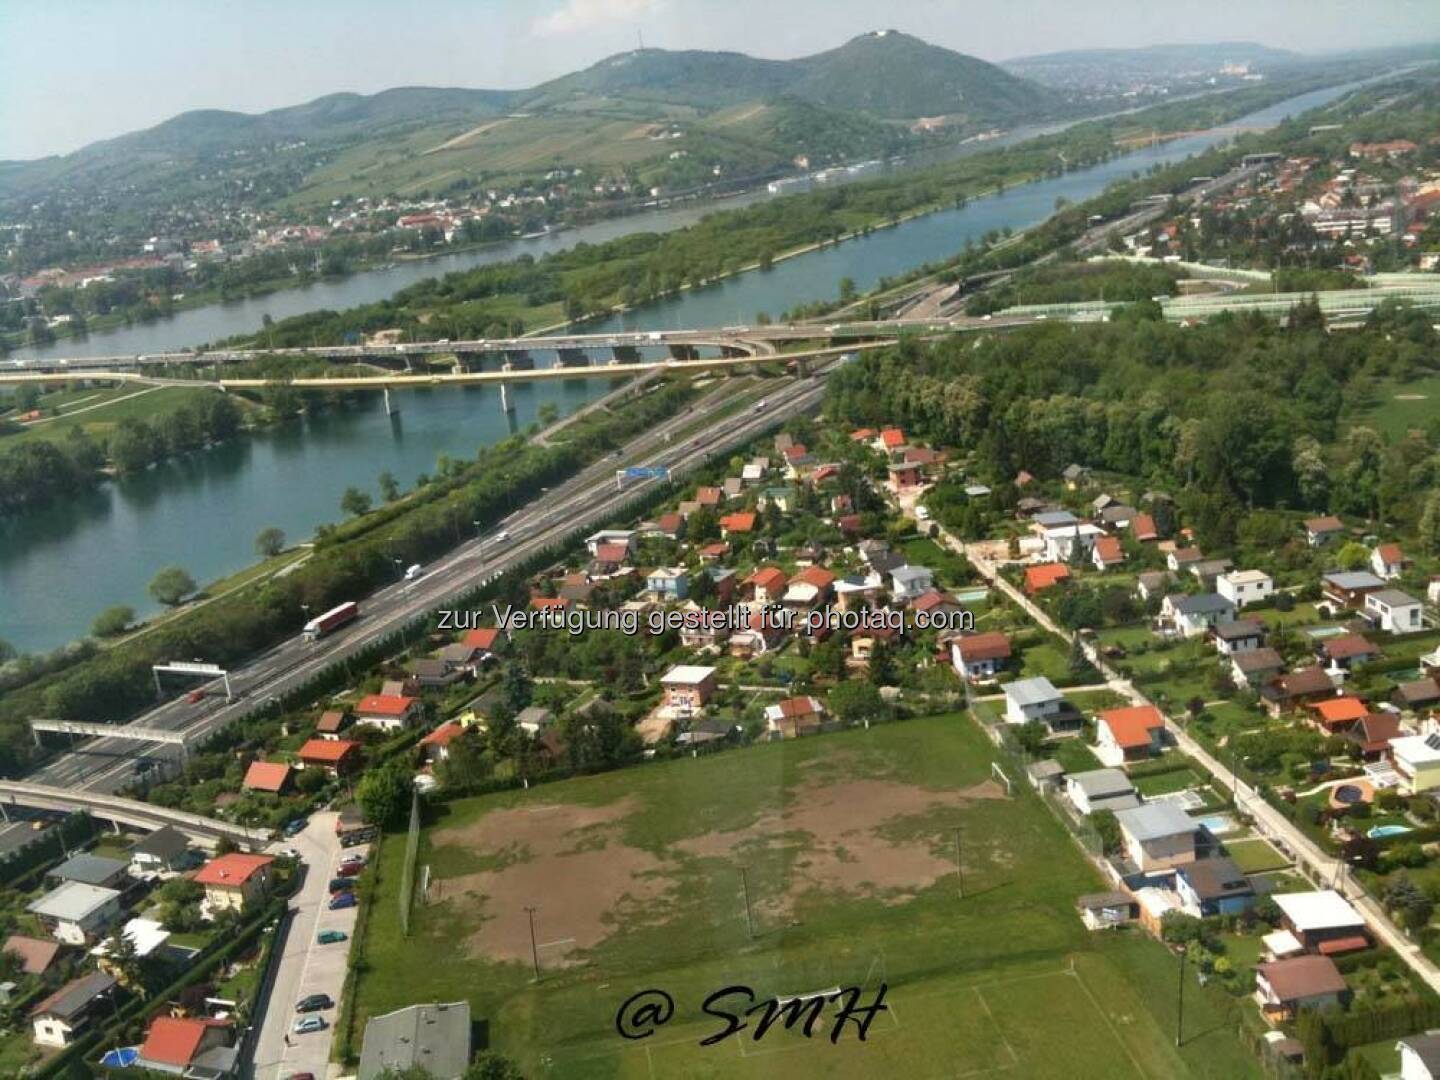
(0, 780, 272, 850)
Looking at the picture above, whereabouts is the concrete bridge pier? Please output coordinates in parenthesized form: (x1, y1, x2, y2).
(556, 347, 588, 368)
(383, 386, 398, 415)
(503, 349, 534, 370)
(499, 363, 516, 413)
(667, 343, 699, 361)
(612, 345, 640, 363)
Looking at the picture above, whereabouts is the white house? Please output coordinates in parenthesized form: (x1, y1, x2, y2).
(1114, 803, 1198, 873)
(1042, 523, 1106, 563)
(584, 529, 637, 557)
(1398, 1032, 1440, 1080)
(1065, 769, 1139, 815)
(1365, 589, 1423, 635)
(1002, 677, 1065, 726)
(1093, 706, 1166, 768)
(1162, 593, 1236, 637)
(1212, 619, 1264, 656)
(1217, 570, 1273, 609)
(1371, 543, 1405, 581)
(30, 971, 117, 1048)
(889, 565, 935, 602)
(27, 883, 123, 945)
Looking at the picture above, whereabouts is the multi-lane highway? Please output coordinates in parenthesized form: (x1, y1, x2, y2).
(0, 367, 830, 850)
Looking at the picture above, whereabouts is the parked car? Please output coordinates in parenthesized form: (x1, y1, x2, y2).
(278, 847, 300, 861)
(317, 930, 348, 945)
(338, 853, 366, 867)
(329, 892, 357, 911)
(295, 994, 332, 1013)
(283, 818, 307, 837)
(328, 878, 355, 894)
(293, 1016, 326, 1034)
(336, 862, 362, 878)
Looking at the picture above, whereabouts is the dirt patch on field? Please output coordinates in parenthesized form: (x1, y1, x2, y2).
(435, 796, 668, 965)
(1395, 393, 1428, 400)
(676, 778, 1007, 913)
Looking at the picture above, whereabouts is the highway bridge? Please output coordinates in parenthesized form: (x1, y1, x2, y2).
(0, 781, 272, 850)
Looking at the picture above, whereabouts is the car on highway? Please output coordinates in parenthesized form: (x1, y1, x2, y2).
(186, 689, 206, 704)
(293, 1016, 326, 1034)
(317, 929, 348, 945)
(295, 993, 333, 1013)
(329, 892, 358, 911)
(753, 399, 767, 412)
(495, 531, 510, 542)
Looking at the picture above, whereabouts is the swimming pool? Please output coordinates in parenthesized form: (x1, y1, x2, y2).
(954, 587, 990, 603)
(1304, 625, 1347, 640)
(1368, 824, 1413, 839)
(1196, 813, 1240, 835)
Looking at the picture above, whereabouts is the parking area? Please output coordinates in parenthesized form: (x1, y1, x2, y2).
(247, 811, 366, 1080)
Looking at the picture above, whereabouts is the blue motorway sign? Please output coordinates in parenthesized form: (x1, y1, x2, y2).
(623, 466, 670, 480)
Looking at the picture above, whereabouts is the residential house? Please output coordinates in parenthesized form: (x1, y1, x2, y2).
(1212, 619, 1265, 656)
(645, 566, 689, 600)
(315, 710, 352, 739)
(3, 935, 60, 977)
(888, 461, 923, 489)
(1217, 570, 1274, 609)
(697, 542, 731, 564)
(741, 458, 769, 484)
(1042, 523, 1105, 563)
(1272, 891, 1369, 955)
(135, 1016, 235, 1077)
(1345, 712, 1403, 761)
(1131, 513, 1159, 542)
(764, 697, 827, 738)
(1135, 570, 1173, 602)
(1322, 571, 1385, 609)
(1391, 733, 1440, 794)
(746, 566, 788, 605)
(1167, 547, 1204, 573)
(1255, 955, 1348, 1021)
(1113, 803, 1198, 873)
(1061, 463, 1091, 488)
(1077, 892, 1139, 931)
(435, 642, 484, 674)
(1003, 677, 1068, 727)
(1365, 589, 1423, 635)
(30, 971, 117, 1048)
(695, 486, 723, 509)
(719, 512, 756, 537)
(875, 428, 906, 454)
(1305, 516, 1346, 547)
(585, 529, 636, 557)
(516, 706, 554, 735)
(1094, 706, 1166, 768)
(242, 761, 293, 795)
(677, 606, 731, 650)
(1176, 856, 1256, 917)
(128, 827, 192, 876)
(784, 565, 836, 610)
(591, 542, 632, 572)
(890, 565, 934, 602)
(1319, 633, 1379, 671)
(419, 721, 467, 765)
(359, 1001, 471, 1080)
(1162, 593, 1236, 638)
(758, 486, 797, 512)
(1394, 678, 1440, 713)
(1189, 559, 1234, 589)
(1033, 510, 1079, 531)
(661, 666, 717, 714)
(729, 610, 784, 657)
(1026, 759, 1065, 794)
(705, 566, 738, 603)
(48, 853, 129, 890)
(1091, 535, 1125, 570)
(1398, 1033, 1440, 1080)
(1260, 667, 1336, 717)
(1025, 563, 1071, 595)
(950, 632, 1011, 680)
(407, 658, 465, 690)
(194, 853, 274, 913)
(911, 588, 962, 623)
(1372, 543, 1406, 580)
(834, 572, 886, 612)
(1231, 648, 1284, 688)
(298, 738, 362, 776)
(1066, 769, 1140, 815)
(355, 694, 421, 732)
(27, 883, 122, 945)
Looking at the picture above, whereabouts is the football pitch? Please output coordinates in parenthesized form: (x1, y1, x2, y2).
(351, 713, 1261, 1078)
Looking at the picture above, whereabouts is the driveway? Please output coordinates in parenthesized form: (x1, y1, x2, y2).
(247, 811, 364, 1079)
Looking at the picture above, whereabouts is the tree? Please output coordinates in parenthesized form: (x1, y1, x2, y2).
(466, 1053, 526, 1080)
(501, 662, 533, 714)
(148, 565, 196, 607)
(866, 642, 897, 687)
(1091, 809, 1122, 855)
(340, 486, 372, 517)
(1334, 541, 1369, 571)
(356, 761, 412, 827)
(827, 681, 888, 726)
(0, 638, 13, 663)
(102, 924, 144, 989)
(377, 471, 401, 502)
(91, 605, 135, 638)
(254, 527, 286, 557)
(1419, 490, 1440, 557)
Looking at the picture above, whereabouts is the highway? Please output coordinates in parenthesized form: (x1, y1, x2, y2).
(0, 365, 831, 850)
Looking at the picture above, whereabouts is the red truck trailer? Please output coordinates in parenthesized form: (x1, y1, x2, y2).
(303, 601, 358, 640)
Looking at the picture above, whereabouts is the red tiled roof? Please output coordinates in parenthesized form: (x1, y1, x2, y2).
(299, 738, 359, 763)
(1025, 563, 1071, 593)
(1375, 543, 1403, 564)
(463, 627, 501, 650)
(139, 1016, 231, 1067)
(955, 632, 1011, 661)
(594, 543, 631, 564)
(315, 710, 347, 733)
(748, 566, 788, 593)
(850, 428, 876, 441)
(1312, 696, 1369, 725)
(695, 486, 723, 506)
(420, 721, 466, 747)
(356, 693, 416, 717)
(911, 588, 955, 612)
(1093, 536, 1125, 564)
(1316, 935, 1368, 956)
(879, 428, 905, 448)
(1306, 515, 1344, 533)
(531, 596, 570, 611)
(1322, 634, 1377, 660)
(3, 935, 60, 975)
(193, 853, 273, 888)
(242, 761, 292, 793)
(772, 696, 823, 718)
(1099, 706, 1165, 749)
(790, 565, 835, 589)
(720, 512, 756, 533)
(656, 512, 683, 532)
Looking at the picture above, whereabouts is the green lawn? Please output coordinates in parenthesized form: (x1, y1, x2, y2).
(1355, 374, 1440, 440)
(1224, 838, 1291, 874)
(1134, 768, 1201, 797)
(351, 713, 1261, 1078)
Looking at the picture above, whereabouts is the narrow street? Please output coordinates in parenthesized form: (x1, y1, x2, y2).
(929, 518, 1440, 997)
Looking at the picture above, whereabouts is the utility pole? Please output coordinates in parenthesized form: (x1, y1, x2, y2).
(954, 827, 964, 898)
(524, 906, 541, 980)
(738, 866, 755, 939)
(1175, 947, 1186, 1048)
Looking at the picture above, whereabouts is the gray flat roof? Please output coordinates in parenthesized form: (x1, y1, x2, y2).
(130, 826, 190, 860)
(1068, 769, 1135, 798)
(359, 1001, 471, 1080)
(1323, 571, 1383, 590)
(1115, 803, 1198, 843)
(51, 853, 127, 886)
(1370, 589, 1418, 607)
(32, 970, 116, 1020)
(1005, 676, 1062, 707)
(27, 881, 121, 922)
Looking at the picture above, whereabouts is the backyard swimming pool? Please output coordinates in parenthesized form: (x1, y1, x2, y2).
(1304, 625, 1348, 640)
(1368, 824, 1414, 839)
(1196, 813, 1240, 835)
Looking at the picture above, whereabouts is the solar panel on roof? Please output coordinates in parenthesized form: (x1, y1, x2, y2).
(1425, 733, 1440, 752)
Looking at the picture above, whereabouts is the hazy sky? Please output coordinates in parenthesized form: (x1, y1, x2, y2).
(3, 0, 1438, 161)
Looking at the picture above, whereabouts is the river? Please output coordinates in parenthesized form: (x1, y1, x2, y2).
(0, 79, 1366, 653)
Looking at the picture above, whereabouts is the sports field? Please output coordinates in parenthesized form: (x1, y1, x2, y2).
(352, 714, 1261, 1078)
